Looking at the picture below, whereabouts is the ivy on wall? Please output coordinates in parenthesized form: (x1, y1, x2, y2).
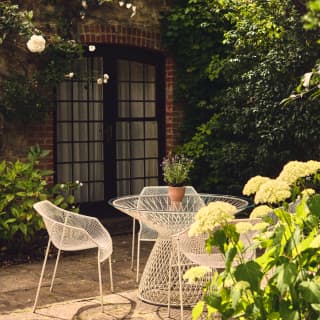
(162, 0, 320, 195)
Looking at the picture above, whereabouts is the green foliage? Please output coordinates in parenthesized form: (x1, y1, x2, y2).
(0, 145, 80, 248)
(0, 1, 34, 44)
(191, 163, 320, 319)
(162, 0, 320, 195)
(0, 36, 83, 121)
(198, 197, 320, 319)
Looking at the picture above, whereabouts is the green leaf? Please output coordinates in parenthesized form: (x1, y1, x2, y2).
(19, 223, 27, 236)
(225, 246, 237, 270)
(234, 261, 263, 291)
(275, 263, 297, 294)
(299, 281, 320, 304)
(192, 300, 205, 320)
(307, 194, 320, 218)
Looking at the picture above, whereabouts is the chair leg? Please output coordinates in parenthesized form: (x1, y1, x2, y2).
(97, 250, 104, 313)
(167, 247, 173, 318)
(131, 218, 136, 270)
(109, 256, 114, 293)
(136, 233, 141, 283)
(33, 239, 51, 313)
(177, 242, 184, 320)
(49, 249, 61, 292)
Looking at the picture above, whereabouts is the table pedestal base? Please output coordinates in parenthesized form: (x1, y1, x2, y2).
(138, 238, 210, 306)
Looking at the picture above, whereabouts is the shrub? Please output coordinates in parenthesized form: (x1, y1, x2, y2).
(190, 160, 320, 319)
(0, 145, 80, 253)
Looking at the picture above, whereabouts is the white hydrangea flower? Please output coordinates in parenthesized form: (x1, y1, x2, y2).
(26, 35, 46, 53)
(254, 179, 291, 205)
(189, 201, 237, 236)
(183, 266, 211, 284)
(277, 161, 313, 185)
(306, 160, 320, 176)
(235, 222, 253, 234)
(242, 176, 271, 196)
(301, 188, 315, 198)
(250, 205, 272, 219)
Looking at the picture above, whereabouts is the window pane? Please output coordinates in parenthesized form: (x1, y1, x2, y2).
(57, 143, 72, 162)
(130, 62, 143, 81)
(117, 160, 130, 179)
(118, 102, 130, 117)
(73, 103, 88, 121)
(116, 141, 130, 159)
(145, 102, 155, 117)
(57, 102, 72, 121)
(74, 143, 88, 161)
(116, 122, 130, 140)
(89, 143, 104, 161)
(131, 102, 144, 118)
(132, 141, 144, 159)
(57, 123, 72, 142)
(145, 140, 158, 157)
(73, 123, 88, 141)
(118, 60, 129, 81)
(132, 160, 144, 177)
(145, 122, 157, 138)
(131, 83, 143, 100)
(131, 121, 144, 139)
(89, 162, 104, 180)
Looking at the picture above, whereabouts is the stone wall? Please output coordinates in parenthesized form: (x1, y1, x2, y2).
(0, 0, 182, 168)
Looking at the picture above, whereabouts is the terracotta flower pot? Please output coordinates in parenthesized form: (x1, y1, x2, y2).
(168, 186, 186, 202)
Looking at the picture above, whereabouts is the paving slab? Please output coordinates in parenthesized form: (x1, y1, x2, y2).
(0, 233, 198, 319)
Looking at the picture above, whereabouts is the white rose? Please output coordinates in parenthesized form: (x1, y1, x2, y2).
(26, 35, 46, 53)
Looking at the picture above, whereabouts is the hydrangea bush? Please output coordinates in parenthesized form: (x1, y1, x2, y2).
(188, 160, 320, 320)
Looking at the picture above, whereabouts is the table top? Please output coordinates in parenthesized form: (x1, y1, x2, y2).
(110, 193, 248, 237)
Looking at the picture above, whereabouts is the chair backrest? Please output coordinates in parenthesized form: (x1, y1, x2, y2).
(33, 200, 97, 251)
(174, 218, 261, 268)
(136, 186, 205, 239)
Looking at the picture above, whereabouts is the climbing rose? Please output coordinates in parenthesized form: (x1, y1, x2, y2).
(26, 35, 46, 53)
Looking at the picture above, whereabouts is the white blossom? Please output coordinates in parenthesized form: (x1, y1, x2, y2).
(82, 0, 88, 8)
(131, 5, 137, 17)
(65, 72, 74, 79)
(26, 35, 46, 53)
(97, 78, 103, 85)
(126, 3, 132, 9)
(119, 1, 125, 6)
(89, 45, 96, 52)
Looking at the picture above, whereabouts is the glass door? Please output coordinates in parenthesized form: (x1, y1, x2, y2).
(55, 46, 165, 217)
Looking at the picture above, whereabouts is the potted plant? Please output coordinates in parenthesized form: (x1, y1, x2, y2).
(161, 153, 193, 202)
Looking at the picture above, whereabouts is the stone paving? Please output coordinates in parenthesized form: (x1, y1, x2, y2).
(0, 233, 195, 320)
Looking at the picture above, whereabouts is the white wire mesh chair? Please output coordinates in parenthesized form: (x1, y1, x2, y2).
(132, 186, 201, 282)
(169, 217, 261, 319)
(32, 200, 114, 313)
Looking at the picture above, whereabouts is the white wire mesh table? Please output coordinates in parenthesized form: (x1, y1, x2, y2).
(111, 193, 248, 306)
